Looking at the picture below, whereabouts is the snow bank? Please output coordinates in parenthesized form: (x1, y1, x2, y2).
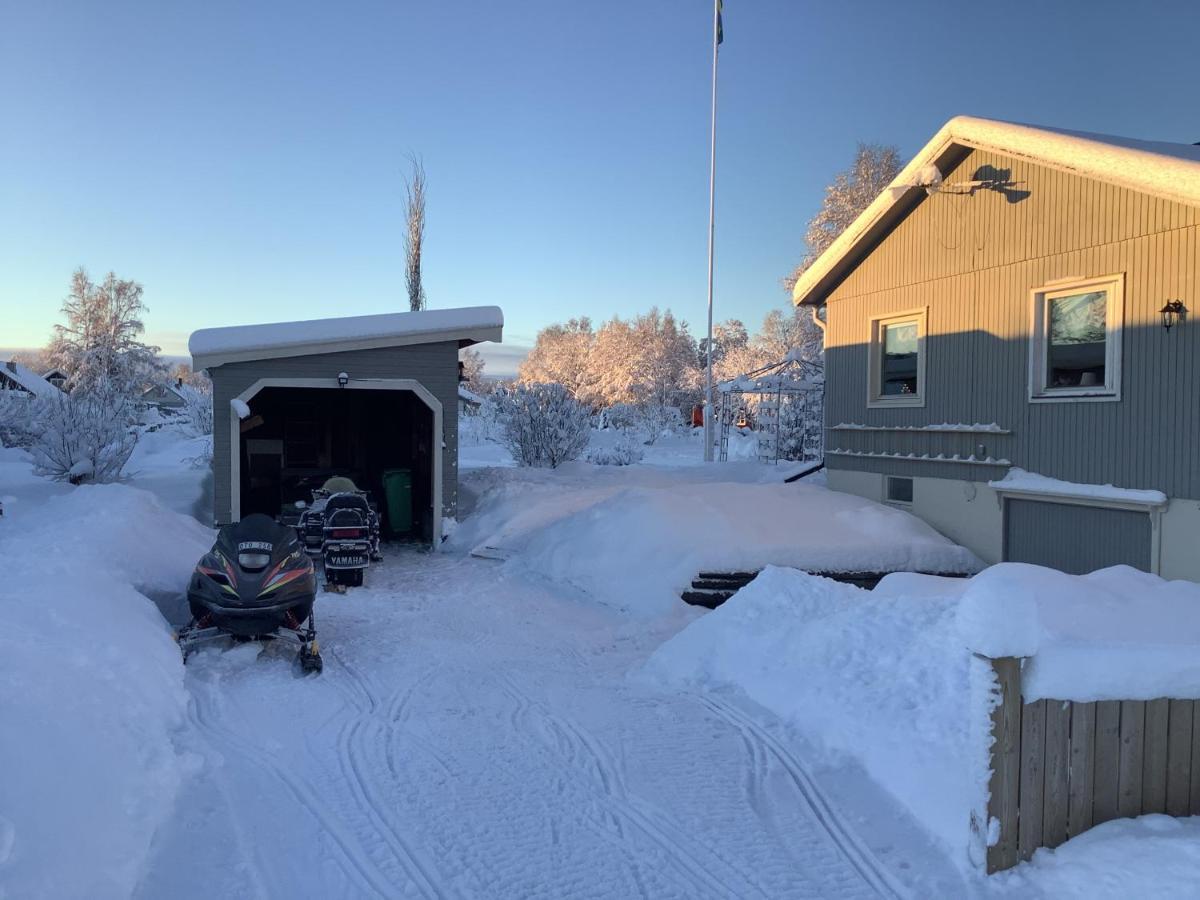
(0, 484, 212, 898)
(957, 563, 1200, 701)
(994, 814, 1200, 899)
(451, 466, 980, 615)
(644, 566, 993, 866)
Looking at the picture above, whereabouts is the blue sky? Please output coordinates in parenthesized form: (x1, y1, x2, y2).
(2, 1, 1197, 373)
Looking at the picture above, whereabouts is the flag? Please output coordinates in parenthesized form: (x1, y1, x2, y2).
(717, 0, 724, 45)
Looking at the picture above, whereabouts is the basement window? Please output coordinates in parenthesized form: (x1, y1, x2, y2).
(1030, 275, 1124, 402)
(886, 476, 914, 505)
(868, 309, 926, 408)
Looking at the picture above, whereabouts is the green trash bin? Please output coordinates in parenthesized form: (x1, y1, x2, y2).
(381, 468, 414, 536)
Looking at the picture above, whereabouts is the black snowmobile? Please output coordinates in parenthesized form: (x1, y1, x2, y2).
(176, 514, 322, 672)
(294, 476, 382, 563)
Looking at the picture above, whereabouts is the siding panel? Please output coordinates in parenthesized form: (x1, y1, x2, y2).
(824, 146, 1200, 502)
(1004, 500, 1152, 574)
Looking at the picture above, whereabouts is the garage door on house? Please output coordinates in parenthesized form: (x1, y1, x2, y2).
(1003, 499, 1152, 574)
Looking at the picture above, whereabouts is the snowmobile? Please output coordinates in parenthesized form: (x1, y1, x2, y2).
(319, 492, 374, 588)
(176, 513, 322, 672)
(294, 476, 382, 563)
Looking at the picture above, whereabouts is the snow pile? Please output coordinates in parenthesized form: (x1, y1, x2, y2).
(644, 566, 993, 866)
(0, 484, 212, 898)
(451, 466, 981, 615)
(956, 563, 1200, 701)
(995, 814, 1200, 899)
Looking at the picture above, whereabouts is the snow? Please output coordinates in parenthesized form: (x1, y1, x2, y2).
(450, 462, 981, 615)
(994, 814, 1200, 899)
(829, 447, 1011, 465)
(230, 397, 250, 419)
(457, 384, 483, 405)
(956, 563, 1200, 701)
(644, 566, 994, 872)
(989, 467, 1167, 506)
(189, 305, 504, 364)
(0, 482, 213, 899)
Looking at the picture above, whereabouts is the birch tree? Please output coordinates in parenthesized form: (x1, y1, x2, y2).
(404, 157, 427, 312)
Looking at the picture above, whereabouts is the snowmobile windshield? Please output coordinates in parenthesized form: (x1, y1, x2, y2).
(220, 514, 301, 572)
(321, 476, 359, 494)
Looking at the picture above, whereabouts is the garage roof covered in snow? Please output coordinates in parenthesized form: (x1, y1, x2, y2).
(792, 115, 1200, 307)
(189, 306, 504, 369)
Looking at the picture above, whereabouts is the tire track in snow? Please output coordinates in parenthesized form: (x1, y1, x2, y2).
(186, 673, 394, 900)
(700, 696, 910, 900)
(497, 674, 764, 900)
(336, 713, 444, 899)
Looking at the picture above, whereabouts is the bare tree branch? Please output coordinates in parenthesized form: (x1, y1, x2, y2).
(404, 156, 427, 312)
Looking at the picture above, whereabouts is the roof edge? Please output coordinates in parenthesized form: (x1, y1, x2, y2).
(793, 115, 1200, 307)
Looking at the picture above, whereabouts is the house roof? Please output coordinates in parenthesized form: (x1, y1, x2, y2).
(1, 361, 59, 398)
(458, 385, 484, 406)
(189, 306, 504, 369)
(792, 116, 1200, 307)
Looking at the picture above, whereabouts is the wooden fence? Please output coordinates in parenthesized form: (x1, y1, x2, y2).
(986, 657, 1200, 873)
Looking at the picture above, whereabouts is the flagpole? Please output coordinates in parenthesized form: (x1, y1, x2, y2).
(703, 0, 719, 462)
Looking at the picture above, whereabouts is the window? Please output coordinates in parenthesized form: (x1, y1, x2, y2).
(886, 476, 914, 504)
(868, 309, 926, 408)
(1030, 275, 1124, 401)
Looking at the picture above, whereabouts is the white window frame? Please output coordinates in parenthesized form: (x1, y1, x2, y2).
(1028, 274, 1124, 403)
(867, 308, 927, 409)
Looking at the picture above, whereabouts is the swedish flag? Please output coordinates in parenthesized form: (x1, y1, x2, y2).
(717, 0, 724, 45)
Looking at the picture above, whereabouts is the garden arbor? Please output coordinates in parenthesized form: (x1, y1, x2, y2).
(717, 352, 824, 464)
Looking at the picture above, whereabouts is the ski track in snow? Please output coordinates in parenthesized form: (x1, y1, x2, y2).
(139, 549, 897, 899)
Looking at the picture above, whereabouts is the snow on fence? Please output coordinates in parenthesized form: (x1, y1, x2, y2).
(986, 656, 1200, 873)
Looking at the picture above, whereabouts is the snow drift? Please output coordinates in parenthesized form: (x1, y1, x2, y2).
(451, 465, 981, 614)
(0, 484, 212, 898)
(644, 567, 995, 868)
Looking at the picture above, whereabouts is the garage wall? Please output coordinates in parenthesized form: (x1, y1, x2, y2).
(207, 341, 460, 526)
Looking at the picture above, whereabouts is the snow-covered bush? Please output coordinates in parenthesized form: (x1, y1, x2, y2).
(603, 402, 639, 431)
(28, 389, 138, 483)
(180, 382, 213, 436)
(493, 383, 591, 468)
(634, 401, 681, 445)
(777, 388, 824, 461)
(0, 393, 37, 447)
(587, 431, 644, 466)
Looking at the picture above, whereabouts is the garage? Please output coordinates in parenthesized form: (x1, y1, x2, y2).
(189, 307, 504, 545)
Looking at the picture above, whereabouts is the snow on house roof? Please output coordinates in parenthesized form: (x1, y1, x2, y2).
(793, 115, 1200, 307)
(189, 306, 504, 369)
(458, 385, 484, 406)
(1, 361, 59, 398)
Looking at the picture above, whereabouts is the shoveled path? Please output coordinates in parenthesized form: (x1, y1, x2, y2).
(138, 549, 912, 899)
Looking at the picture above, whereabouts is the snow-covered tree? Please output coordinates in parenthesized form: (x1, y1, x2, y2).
(48, 269, 163, 395)
(492, 383, 591, 468)
(777, 389, 824, 462)
(459, 347, 487, 394)
(518, 318, 595, 400)
(587, 430, 643, 466)
(785, 143, 901, 292)
(180, 380, 213, 437)
(27, 389, 137, 483)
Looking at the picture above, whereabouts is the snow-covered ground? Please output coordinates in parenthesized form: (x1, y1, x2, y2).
(3, 423, 1199, 898)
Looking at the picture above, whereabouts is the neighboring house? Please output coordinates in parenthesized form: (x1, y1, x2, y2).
(0, 360, 59, 399)
(458, 384, 483, 417)
(141, 380, 188, 411)
(41, 369, 69, 391)
(793, 115, 1200, 580)
(190, 306, 504, 545)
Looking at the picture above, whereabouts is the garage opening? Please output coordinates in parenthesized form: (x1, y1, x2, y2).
(238, 386, 436, 543)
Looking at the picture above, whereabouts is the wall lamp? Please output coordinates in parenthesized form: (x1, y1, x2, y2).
(337, 371, 349, 387)
(1160, 300, 1187, 331)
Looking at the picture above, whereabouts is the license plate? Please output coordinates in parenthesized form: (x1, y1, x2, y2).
(329, 556, 367, 568)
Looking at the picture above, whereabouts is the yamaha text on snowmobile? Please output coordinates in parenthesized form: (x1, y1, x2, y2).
(176, 514, 322, 672)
